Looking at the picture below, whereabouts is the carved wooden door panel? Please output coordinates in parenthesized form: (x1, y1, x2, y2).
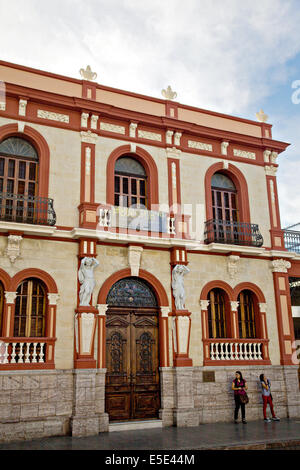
(105, 306, 160, 421)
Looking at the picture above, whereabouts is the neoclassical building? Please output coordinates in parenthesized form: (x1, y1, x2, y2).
(0, 60, 299, 441)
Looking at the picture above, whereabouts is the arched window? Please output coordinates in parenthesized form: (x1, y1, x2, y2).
(114, 156, 147, 208)
(0, 137, 39, 223)
(237, 290, 258, 339)
(207, 288, 230, 338)
(0, 282, 4, 336)
(211, 172, 238, 223)
(14, 278, 47, 337)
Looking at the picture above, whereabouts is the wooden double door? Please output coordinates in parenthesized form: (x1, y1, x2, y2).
(105, 306, 160, 421)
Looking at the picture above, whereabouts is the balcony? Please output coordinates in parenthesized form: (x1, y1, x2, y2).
(203, 338, 270, 365)
(0, 192, 56, 226)
(284, 229, 300, 254)
(0, 338, 55, 369)
(96, 204, 191, 241)
(204, 219, 263, 248)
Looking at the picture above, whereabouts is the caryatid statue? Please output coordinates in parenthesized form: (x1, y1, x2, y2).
(171, 264, 190, 310)
(78, 257, 99, 307)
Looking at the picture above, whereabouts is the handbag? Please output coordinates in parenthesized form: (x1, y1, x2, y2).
(239, 392, 249, 404)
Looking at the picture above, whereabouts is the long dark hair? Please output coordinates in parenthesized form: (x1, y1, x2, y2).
(235, 371, 243, 381)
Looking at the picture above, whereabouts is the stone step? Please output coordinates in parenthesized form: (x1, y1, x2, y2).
(109, 419, 163, 432)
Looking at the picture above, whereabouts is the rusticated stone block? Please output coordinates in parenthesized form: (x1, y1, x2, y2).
(174, 409, 199, 427)
(71, 416, 100, 437)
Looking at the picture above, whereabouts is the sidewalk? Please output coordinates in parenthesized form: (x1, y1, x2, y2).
(0, 418, 299, 450)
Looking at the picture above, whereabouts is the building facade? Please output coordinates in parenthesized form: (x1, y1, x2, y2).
(0, 60, 299, 441)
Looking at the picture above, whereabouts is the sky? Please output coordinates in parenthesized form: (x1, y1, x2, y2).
(0, 0, 300, 227)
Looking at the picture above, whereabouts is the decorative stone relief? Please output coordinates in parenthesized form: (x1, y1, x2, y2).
(18, 122, 25, 133)
(138, 130, 162, 142)
(37, 110, 70, 123)
(263, 150, 271, 162)
(174, 132, 182, 146)
(166, 147, 181, 159)
(166, 130, 174, 145)
(227, 255, 240, 280)
(78, 257, 99, 306)
(233, 149, 256, 160)
(85, 147, 91, 176)
(5, 235, 22, 263)
(270, 151, 278, 164)
(160, 306, 170, 318)
(161, 85, 177, 100)
(171, 264, 190, 310)
(271, 259, 291, 273)
(47, 293, 60, 305)
(265, 165, 277, 176)
(97, 304, 108, 316)
(19, 99, 27, 117)
(80, 131, 98, 144)
(171, 162, 177, 189)
(4, 292, 17, 304)
(259, 303, 267, 313)
(256, 109, 268, 122)
(129, 122, 138, 138)
(128, 245, 143, 277)
(221, 141, 229, 155)
(79, 65, 97, 81)
(100, 122, 125, 134)
(79, 312, 95, 353)
(176, 316, 190, 354)
(91, 115, 99, 130)
(81, 112, 89, 128)
(188, 140, 212, 152)
(230, 301, 240, 311)
(200, 300, 210, 310)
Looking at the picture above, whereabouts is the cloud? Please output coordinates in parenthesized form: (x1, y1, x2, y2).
(0, 0, 300, 225)
(1, 0, 300, 113)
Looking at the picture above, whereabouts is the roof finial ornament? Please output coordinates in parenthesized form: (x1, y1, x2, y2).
(162, 85, 177, 101)
(79, 65, 97, 81)
(256, 109, 268, 123)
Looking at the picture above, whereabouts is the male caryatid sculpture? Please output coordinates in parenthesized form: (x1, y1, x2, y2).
(78, 257, 99, 307)
(171, 264, 190, 310)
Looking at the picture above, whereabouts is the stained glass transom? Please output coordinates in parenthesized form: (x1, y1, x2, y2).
(212, 172, 236, 191)
(115, 157, 146, 176)
(107, 277, 158, 307)
(0, 137, 38, 160)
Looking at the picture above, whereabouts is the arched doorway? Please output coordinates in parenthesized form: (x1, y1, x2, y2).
(105, 277, 161, 422)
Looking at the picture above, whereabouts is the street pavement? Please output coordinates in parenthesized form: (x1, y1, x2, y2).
(0, 418, 299, 451)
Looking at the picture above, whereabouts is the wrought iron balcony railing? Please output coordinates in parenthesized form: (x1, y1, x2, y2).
(204, 219, 263, 247)
(0, 192, 56, 226)
(284, 230, 300, 254)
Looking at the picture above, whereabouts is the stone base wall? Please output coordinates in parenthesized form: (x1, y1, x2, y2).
(0, 368, 108, 442)
(0, 365, 299, 442)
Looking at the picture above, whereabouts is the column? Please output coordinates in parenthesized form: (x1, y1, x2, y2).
(3, 292, 17, 337)
(265, 162, 285, 250)
(258, 302, 270, 362)
(47, 293, 59, 366)
(271, 259, 295, 365)
(78, 130, 98, 229)
(200, 299, 210, 364)
(170, 248, 192, 367)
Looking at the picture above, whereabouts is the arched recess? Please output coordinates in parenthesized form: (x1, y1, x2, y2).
(11, 268, 58, 294)
(200, 280, 234, 301)
(106, 145, 159, 208)
(233, 282, 265, 303)
(0, 123, 50, 198)
(0, 267, 12, 292)
(233, 282, 267, 340)
(98, 268, 168, 308)
(204, 162, 251, 224)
